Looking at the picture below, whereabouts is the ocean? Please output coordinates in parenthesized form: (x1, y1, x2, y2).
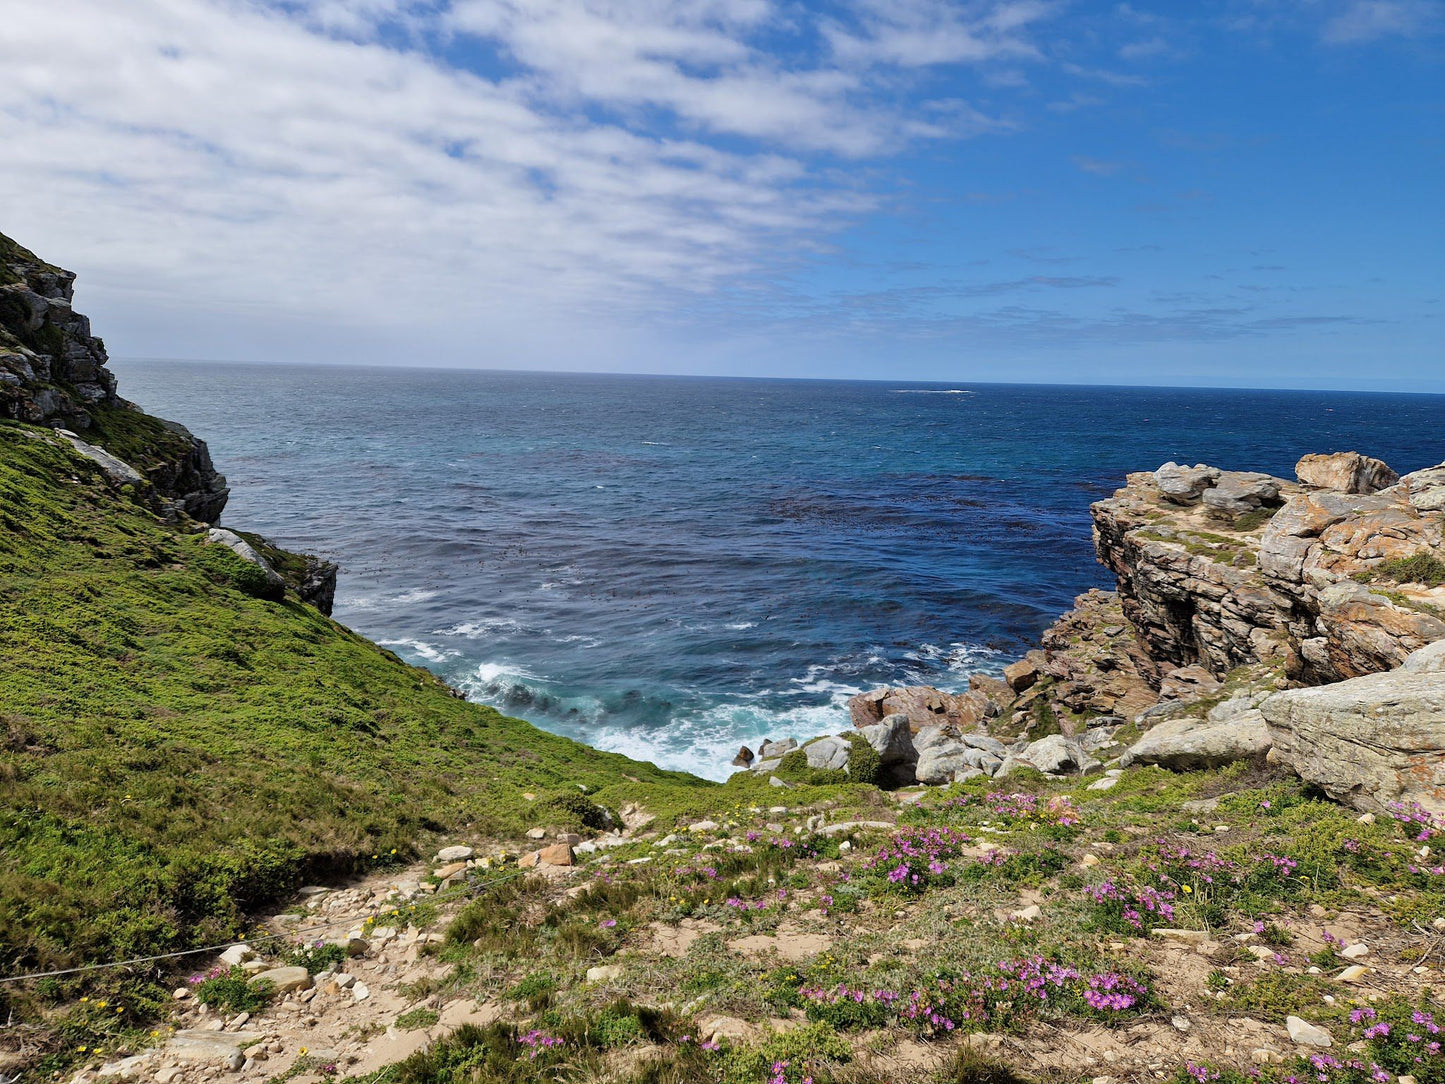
(110, 361, 1445, 780)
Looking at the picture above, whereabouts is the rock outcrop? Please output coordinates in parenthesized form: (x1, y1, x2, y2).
(1295, 451, 1398, 495)
(0, 230, 229, 522)
(1119, 699, 1273, 771)
(1261, 640, 1445, 814)
(206, 528, 288, 601)
(848, 685, 994, 732)
(1092, 453, 1445, 686)
(740, 450, 1444, 804)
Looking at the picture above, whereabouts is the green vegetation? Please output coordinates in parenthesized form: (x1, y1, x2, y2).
(192, 967, 274, 1013)
(0, 423, 708, 986)
(83, 402, 203, 480)
(1232, 507, 1276, 532)
(279, 939, 348, 974)
(1369, 552, 1445, 588)
(395, 1007, 442, 1031)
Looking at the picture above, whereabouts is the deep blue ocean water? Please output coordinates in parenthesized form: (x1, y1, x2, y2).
(111, 361, 1445, 779)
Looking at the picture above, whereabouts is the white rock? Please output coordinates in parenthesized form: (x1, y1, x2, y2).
(218, 944, 255, 967)
(1286, 1016, 1333, 1048)
(436, 845, 474, 862)
(586, 964, 623, 983)
(250, 966, 311, 992)
(352, 982, 371, 1002)
(1340, 943, 1369, 960)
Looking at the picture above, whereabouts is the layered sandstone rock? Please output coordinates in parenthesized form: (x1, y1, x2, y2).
(1092, 453, 1445, 687)
(848, 685, 993, 732)
(1261, 640, 1445, 814)
(1295, 451, 1398, 495)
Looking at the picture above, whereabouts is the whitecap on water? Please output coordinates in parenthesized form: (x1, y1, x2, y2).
(889, 389, 974, 395)
(339, 587, 440, 612)
(377, 638, 459, 664)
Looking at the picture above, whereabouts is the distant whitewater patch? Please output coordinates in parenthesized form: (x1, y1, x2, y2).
(890, 389, 974, 395)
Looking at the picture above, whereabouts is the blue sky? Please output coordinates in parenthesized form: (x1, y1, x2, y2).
(1, 0, 1441, 389)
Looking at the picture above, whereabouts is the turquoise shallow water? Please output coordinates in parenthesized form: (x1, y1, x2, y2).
(112, 361, 1445, 779)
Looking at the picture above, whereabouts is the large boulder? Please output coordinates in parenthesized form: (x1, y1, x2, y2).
(1001, 734, 1100, 777)
(803, 735, 851, 773)
(858, 714, 917, 767)
(1201, 471, 1284, 519)
(1120, 705, 1272, 770)
(1154, 462, 1221, 503)
(1261, 641, 1445, 814)
(1398, 463, 1445, 513)
(913, 726, 1005, 784)
(1295, 452, 1397, 495)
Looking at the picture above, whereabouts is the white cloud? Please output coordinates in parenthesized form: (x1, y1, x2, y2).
(1321, 0, 1442, 43)
(0, 0, 1061, 364)
(0, 0, 1418, 373)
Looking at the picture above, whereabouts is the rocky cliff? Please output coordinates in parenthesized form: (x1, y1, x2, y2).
(0, 231, 230, 522)
(0, 229, 337, 612)
(1093, 455, 1445, 687)
(750, 451, 1445, 815)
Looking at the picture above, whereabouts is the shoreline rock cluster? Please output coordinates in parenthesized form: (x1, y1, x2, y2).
(737, 450, 1445, 816)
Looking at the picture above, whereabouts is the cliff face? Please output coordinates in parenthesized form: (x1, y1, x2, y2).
(0, 231, 230, 522)
(1092, 454, 1445, 687)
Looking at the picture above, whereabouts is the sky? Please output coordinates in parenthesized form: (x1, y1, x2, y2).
(1, 0, 1442, 390)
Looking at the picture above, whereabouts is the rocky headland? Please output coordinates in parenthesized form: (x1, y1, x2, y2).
(745, 453, 1445, 817)
(4, 227, 1443, 1084)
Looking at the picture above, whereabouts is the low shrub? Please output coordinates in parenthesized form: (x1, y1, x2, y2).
(281, 939, 348, 974)
(190, 966, 273, 1013)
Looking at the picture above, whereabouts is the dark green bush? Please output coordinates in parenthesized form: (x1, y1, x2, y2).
(546, 790, 612, 831)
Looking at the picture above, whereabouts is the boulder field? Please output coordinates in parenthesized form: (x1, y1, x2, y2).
(739, 451, 1445, 816)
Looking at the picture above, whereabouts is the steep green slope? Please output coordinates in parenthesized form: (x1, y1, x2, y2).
(0, 423, 710, 978)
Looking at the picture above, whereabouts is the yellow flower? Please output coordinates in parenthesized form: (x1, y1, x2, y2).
(78, 1046, 87, 1053)
(96, 1000, 108, 1009)
(299, 1047, 309, 1056)
(1182, 885, 1193, 894)
(115, 1006, 124, 1013)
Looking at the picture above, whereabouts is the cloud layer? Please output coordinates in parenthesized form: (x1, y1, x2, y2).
(0, 1, 1436, 378)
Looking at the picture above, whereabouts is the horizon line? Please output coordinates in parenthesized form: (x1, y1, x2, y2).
(110, 355, 1445, 399)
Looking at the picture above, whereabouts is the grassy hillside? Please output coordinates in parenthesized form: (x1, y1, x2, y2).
(0, 422, 711, 981)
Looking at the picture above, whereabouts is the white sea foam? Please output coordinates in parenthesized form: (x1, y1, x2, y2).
(723, 621, 756, 631)
(890, 389, 974, 395)
(340, 587, 440, 612)
(377, 638, 458, 663)
(465, 660, 543, 686)
(552, 633, 603, 647)
(581, 695, 850, 782)
(438, 617, 527, 638)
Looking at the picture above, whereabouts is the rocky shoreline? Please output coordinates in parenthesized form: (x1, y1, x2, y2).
(737, 452, 1445, 816)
